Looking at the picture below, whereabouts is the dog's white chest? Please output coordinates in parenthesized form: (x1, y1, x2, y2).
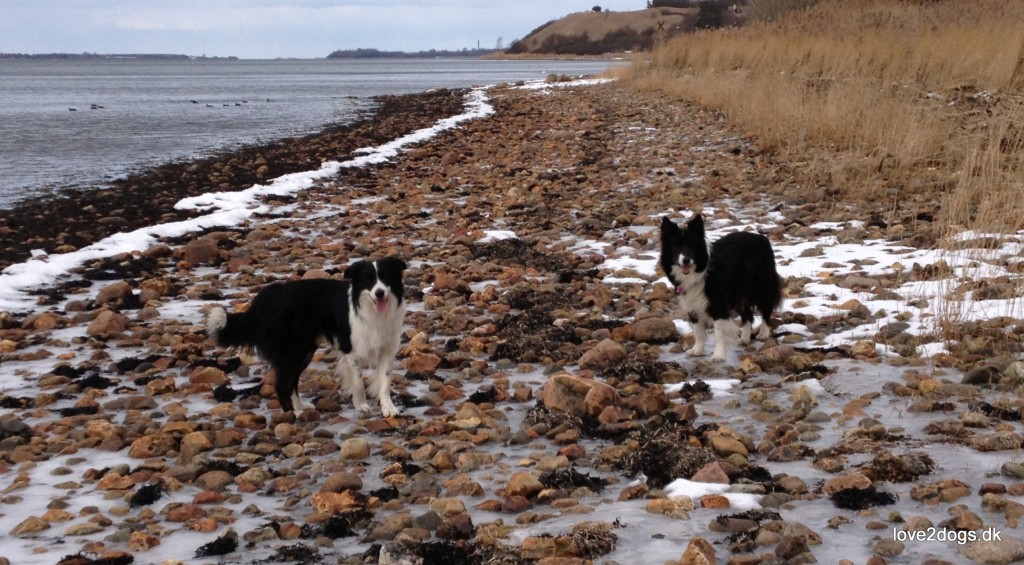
(348, 305, 405, 366)
(676, 290, 711, 324)
(670, 266, 711, 324)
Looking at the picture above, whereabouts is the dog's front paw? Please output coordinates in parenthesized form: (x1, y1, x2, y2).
(710, 347, 726, 362)
(356, 401, 372, 414)
(379, 398, 399, 418)
(687, 345, 705, 356)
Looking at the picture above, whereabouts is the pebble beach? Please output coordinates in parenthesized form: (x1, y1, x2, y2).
(1, 77, 1024, 565)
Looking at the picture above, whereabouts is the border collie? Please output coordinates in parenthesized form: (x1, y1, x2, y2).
(660, 214, 782, 362)
(206, 257, 407, 417)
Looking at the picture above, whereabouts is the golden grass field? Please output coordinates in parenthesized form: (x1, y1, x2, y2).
(618, 0, 1024, 354)
(619, 0, 1024, 239)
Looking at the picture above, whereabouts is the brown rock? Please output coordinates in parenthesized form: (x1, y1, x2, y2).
(910, 479, 971, 505)
(542, 372, 619, 418)
(166, 504, 207, 522)
(87, 310, 127, 337)
(30, 312, 61, 330)
(10, 516, 50, 536)
(339, 437, 371, 460)
(962, 537, 1024, 565)
(577, 338, 627, 371)
(521, 537, 557, 560)
(430, 497, 467, 517)
(632, 316, 678, 344)
(624, 388, 671, 417)
(700, 494, 730, 509)
(301, 269, 331, 279)
(139, 277, 170, 303)
(189, 366, 228, 386)
(505, 471, 544, 498)
(406, 351, 442, 374)
(85, 420, 121, 441)
(182, 237, 219, 265)
(128, 434, 178, 458)
(708, 434, 749, 458)
(436, 512, 474, 540)
(196, 470, 234, 491)
(96, 281, 133, 305)
(177, 431, 213, 464)
(233, 413, 266, 430)
(691, 461, 732, 484)
(823, 473, 872, 495)
(646, 498, 692, 519)
(141, 243, 173, 258)
(127, 531, 161, 551)
(680, 536, 716, 565)
(368, 512, 413, 541)
(597, 405, 635, 426)
(322, 472, 363, 493)
(311, 491, 365, 513)
(502, 495, 532, 513)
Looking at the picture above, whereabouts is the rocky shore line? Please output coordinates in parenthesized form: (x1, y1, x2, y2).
(1, 79, 1023, 565)
(0, 89, 466, 272)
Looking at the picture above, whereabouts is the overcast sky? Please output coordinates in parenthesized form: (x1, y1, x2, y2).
(0, 1, 645, 59)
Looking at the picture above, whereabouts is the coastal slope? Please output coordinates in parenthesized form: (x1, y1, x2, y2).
(0, 80, 1021, 565)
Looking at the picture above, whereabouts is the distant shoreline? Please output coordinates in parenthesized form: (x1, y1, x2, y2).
(0, 53, 238, 61)
(1, 51, 634, 62)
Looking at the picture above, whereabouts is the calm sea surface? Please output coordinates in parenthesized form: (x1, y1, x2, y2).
(0, 58, 623, 209)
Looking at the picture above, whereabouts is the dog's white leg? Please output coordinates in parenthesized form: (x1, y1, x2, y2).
(291, 392, 305, 416)
(740, 321, 752, 345)
(687, 319, 707, 356)
(757, 320, 772, 340)
(369, 361, 398, 418)
(711, 319, 733, 362)
(338, 357, 370, 414)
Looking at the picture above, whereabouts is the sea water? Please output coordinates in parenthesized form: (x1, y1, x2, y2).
(0, 57, 623, 208)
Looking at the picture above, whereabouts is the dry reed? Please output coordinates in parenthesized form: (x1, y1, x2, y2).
(618, 0, 1024, 355)
(619, 0, 1024, 232)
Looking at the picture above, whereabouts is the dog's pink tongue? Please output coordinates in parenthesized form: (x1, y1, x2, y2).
(374, 297, 388, 312)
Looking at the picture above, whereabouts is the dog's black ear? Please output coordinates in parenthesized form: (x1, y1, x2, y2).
(687, 213, 705, 234)
(344, 260, 368, 280)
(660, 216, 679, 239)
(381, 256, 407, 273)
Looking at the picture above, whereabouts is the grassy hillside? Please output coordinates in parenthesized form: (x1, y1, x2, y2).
(620, 0, 1024, 236)
(507, 7, 701, 56)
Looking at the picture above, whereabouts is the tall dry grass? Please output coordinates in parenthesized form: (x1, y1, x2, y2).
(619, 0, 1024, 233)
(618, 0, 1024, 357)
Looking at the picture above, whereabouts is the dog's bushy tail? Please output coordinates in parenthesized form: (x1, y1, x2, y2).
(206, 306, 251, 348)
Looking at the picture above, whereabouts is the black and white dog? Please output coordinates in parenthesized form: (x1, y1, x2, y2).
(206, 257, 407, 417)
(660, 214, 782, 362)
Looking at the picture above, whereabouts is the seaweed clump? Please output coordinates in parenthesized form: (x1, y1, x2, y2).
(417, 541, 477, 565)
(604, 359, 686, 385)
(491, 304, 580, 364)
(617, 420, 717, 488)
(56, 553, 134, 565)
(831, 486, 898, 510)
(300, 509, 372, 539)
(860, 452, 934, 483)
(129, 482, 165, 507)
(194, 530, 239, 557)
(539, 466, 608, 493)
(568, 521, 619, 559)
